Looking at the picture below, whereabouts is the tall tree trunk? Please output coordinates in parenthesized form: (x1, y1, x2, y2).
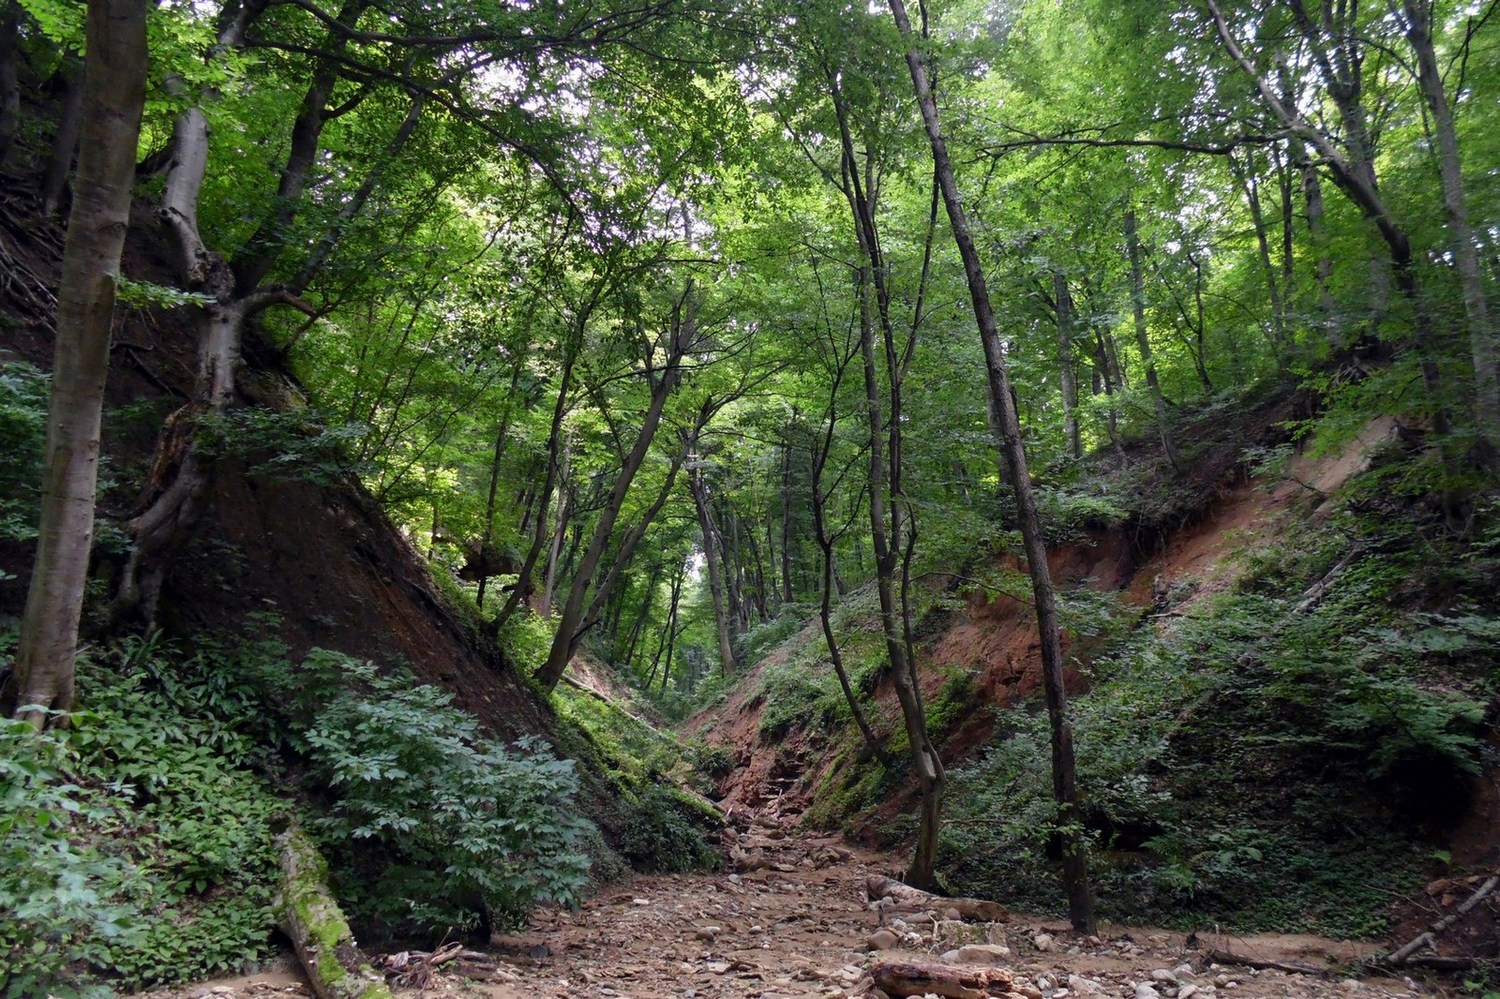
(691, 458, 738, 676)
(475, 357, 524, 610)
(829, 70, 942, 890)
(539, 435, 574, 619)
(1125, 207, 1182, 472)
(779, 427, 796, 603)
(1229, 152, 1290, 362)
(40, 53, 83, 219)
(886, 0, 1097, 932)
(1400, 0, 1500, 463)
(0, 2, 20, 169)
(536, 286, 696, 692)
(1052, 269, 1081, 459)
(9, 0, 147, 725)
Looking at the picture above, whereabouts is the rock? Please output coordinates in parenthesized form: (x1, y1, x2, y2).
(1136, 984, 1162, 999)
(1033, 932, 1055, 952)
(1068, 974, 1105, 995)
(1178, 985, 1199, 999)
(694, 926, 722, 941)
(1339, 980, 1361, 990)
(211, 988, 235, 996)
(1213, 975, 1230, 988)
(867, 928, 900, 951)
(953, 943, 1011, 965)
(1037, 975, 1054, 990)
(1173, 964, 1196, 979)
(1152, 969, 1179, 984)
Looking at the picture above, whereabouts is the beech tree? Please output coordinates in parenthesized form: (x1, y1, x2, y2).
(8, 0, 147, 724)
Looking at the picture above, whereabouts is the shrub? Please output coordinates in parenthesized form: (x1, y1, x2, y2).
(269, 651, 591, 939)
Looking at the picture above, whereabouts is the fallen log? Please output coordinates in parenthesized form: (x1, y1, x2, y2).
(866, 875, 1008, 923)
(273, 824, 393, 999)
(871, 959, 1026, 999)
(1201, 948, 1333, 977)
(1385, 874, 1499, 965)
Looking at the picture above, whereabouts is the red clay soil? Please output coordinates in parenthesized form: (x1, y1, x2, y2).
(693, 419, 1397, 847)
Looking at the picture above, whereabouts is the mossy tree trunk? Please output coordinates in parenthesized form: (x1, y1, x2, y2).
(274, 824, 393, 999)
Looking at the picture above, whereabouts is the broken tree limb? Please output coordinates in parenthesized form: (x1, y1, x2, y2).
(1201, 949, 1333, 977)
(1385, 874, 1500, 964)
(866, 874, 1009, 922)
(871, 959, 1026, 999)
(273, 823, 393, 999)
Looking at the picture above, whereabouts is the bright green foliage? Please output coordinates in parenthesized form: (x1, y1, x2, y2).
(0, 639, 282, 995)
(255, 650, 591, 938)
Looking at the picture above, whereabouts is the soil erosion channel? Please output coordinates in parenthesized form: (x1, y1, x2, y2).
(149, 806, 1438, 999)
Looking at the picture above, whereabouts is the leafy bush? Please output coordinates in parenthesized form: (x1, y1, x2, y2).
(0, 639, 283, 996)
(258, 650, 591, 939)
(199, 407, 369, 486)
(939, 521, 1498, 937)
(0, 718, 135, 999)
(618, 783, 722, 873)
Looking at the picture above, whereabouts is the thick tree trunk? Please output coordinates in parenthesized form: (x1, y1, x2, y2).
(9, 0, 147, 725)
(1125, 207, 1181, 472)
(887, 0, 1096, 933)
(274, 825, 392, 999)
(871, 960, 1020, 999)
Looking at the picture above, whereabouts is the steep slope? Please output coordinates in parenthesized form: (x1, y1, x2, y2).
(686, 391, 1498, 954)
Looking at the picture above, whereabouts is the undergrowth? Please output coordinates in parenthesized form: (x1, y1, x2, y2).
(940, 496, 1500, 937)
(1, 627, 597, 993)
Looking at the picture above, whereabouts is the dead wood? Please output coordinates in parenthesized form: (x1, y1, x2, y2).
(866, 874, 1008, 923)
(1385, 874, 1499, 964)
(1201, 948, 1334, 977)
(871, 959, 1027, 999)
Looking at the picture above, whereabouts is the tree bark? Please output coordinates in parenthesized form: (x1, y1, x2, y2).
(870, 960, 1020, 999)
(886, 0, 1096, 932)
(0, 2, 20, 170)
(1052, 269, 1081, 458)
(9, 0, 147, 725)
(274, 824, 393, 999)
(1400, 0, 1500, 463)
(40, 53, 83, 219)
(690, 450, 738, 676)
(535, 285, 696, 692)
(1125, 206, 1181, 472)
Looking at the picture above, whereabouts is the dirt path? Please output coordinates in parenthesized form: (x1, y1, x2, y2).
(151, 815, 1450, 999)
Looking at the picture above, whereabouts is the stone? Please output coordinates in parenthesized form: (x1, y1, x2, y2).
(953, 943, 1011, 965)
(866, 928, 900, 951)
(1136, 984, 1162, 999)
(1068, 974, 1105, 995)
(694, 926, 722, 941)
(1152, 969, 1179, 984)
(1178, 985, 1199, 999)
(1033, 932, 1055, 952)
(1213, 975, 1230, 988)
